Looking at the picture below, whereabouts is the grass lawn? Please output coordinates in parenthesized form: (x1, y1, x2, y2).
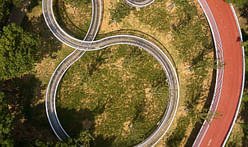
(57, 45, 169, 146)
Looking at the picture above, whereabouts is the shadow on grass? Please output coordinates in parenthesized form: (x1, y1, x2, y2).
(53, 0, 89, 40)
(0, 74, 57, 145)
(240, 28, 248, 147)
(184, 43, 217, 146)
(56, 107, 94, 138)
(184, 68, 216, 146)
(56, 99, 116, 146)
(93, 135, 116, 147)
(21, 14, 62, 61)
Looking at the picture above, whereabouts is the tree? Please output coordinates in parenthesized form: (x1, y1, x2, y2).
(55, 138, 77, 147)
(75, 130, 94, 147)
(11, 0, 24, 8)
(0, 0, 11, 26)
(0, 0, 25, 26)
(0, 92, 15, 146)
(0, 23, 40, 80)
(241, 40, 248, 47)
(33, 138, 77, 147)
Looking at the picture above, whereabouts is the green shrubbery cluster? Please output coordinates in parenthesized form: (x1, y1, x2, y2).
(109, 1, 134, 23)
(0, 92, 15, 146)
(0, 0, 40, 146)
(0, 23, 40, 80)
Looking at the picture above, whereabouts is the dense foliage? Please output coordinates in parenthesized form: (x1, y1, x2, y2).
(0, 0, 11, 26)
(0, 92, 14, 146)
(0, 0, 24, 25)
(33, 131, 94, 146)
(0, 23, 39, 80)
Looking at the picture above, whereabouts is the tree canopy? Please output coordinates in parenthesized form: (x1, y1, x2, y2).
(0, 92, 14, 146)
(0, 23, 39, 80)
(0, 0, 11, 26)
(11, 0, 24, 8)
(0, 0, 24, 26)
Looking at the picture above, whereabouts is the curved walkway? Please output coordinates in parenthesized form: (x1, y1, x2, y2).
(43, 0, 179, 146)
(125, 0, 154, 7)
(193, 0, 245, 146)
(43, 0, 102, 140)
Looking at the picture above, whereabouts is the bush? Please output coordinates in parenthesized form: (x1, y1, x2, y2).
(109, 1, 133, 23)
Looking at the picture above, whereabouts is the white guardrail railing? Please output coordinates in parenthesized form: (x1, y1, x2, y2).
(193, 0, 224, 146)
(222, 4, 245, 146)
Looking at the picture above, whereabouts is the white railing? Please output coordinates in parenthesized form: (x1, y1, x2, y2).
(222, 4, 245, 146)
(193, 0, 224, 146)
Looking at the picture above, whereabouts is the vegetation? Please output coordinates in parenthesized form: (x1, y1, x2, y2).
(33, 138, 77, 146)
(54, 0, 92, 39)
(0, 0, 215, 146)
(57, 0, 214, 146)
(0, 23, 39, 80)
(0, 0, 51, 146)
(225, 0, 248, 8)
(240, 27, 248, 147)
(109, 1, 134, 23)
(158, 0, 214, 145)
(0, 92, 15, 146)
(0, 0, 24, 26)
(57, 45, 169, 146)
(63, 0, 90, 7)
(167, 117, 190, 147)
(12, 0, 24, 8)
(134, 0, 171, 32)
(0, 0, 11, 26)
(75, 130, 95, 147)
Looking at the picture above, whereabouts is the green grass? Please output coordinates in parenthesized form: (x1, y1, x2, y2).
(57, 45, 169, 146)
(54, 0, 92, 40)
(134, 0, 171, 33)
(109, 1, 134, 23)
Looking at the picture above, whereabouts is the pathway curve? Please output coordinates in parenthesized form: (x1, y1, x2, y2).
(43, 0, 180, 146)
(193, 0, 245, 146)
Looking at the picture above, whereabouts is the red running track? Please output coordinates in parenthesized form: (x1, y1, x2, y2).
(194, 0, 244, 146)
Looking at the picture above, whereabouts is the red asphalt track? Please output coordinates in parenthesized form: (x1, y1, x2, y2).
(197, 0, 244, 146)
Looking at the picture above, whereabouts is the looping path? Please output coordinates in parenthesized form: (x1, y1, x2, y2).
(43, 0, 245, 146)
(193, 0, 245, 146)
(43, 0, 179, 146)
